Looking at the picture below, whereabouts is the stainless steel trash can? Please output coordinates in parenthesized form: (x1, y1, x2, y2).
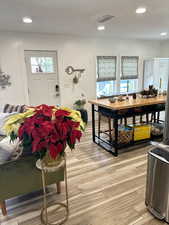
(146, 147, 169, 222)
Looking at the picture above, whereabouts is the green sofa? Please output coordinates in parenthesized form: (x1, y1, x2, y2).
(0, 155, 64, 216)
(0, 104, 65, 216)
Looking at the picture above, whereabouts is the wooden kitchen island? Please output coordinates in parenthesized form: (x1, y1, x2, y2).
(89, 96, 166, 156)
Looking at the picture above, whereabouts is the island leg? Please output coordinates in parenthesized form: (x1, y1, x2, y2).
(113, 116, 118, 156)
(92, 104, 96, 143)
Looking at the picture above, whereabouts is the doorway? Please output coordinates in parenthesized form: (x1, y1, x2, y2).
(24, 50, 60, 106)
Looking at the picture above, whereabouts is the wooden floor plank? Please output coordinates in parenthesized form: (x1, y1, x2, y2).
(0, 122, 164, 225)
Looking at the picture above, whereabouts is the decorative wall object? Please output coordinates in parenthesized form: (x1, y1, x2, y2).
(65, 66, 85, 84)
(0, 67, 11, 89)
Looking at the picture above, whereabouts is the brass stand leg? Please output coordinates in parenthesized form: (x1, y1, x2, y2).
(41, 163, 48, 225)
(64, 155, 69, 213)
(40, 155, 69, 225)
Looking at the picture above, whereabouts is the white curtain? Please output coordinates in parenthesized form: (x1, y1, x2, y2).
(121, 56, 139, 80)
(97, 56, 116, 82)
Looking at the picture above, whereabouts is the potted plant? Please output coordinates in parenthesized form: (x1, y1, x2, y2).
(73, 97, 86, 110)
(4, 105, 84, 167)
(73, 94, 88, 124)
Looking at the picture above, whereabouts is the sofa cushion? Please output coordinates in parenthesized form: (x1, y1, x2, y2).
(0, 112, 18, 135)
(0, 136, 21, 165)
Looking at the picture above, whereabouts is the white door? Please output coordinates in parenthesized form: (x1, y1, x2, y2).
(25, 50, 60, 106)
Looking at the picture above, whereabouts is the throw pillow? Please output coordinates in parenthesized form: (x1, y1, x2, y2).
(0, 136, 21, 164)
(0, 112, 17, 135)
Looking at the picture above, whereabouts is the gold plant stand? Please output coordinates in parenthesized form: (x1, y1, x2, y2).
(37, 155, 69, 225)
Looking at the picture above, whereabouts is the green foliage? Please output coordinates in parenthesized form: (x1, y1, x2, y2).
(21, 132, 33, 156)
(67, 139, 75, 150)
(74, 99, 86, 109)
(80, 124, 85, 131)
(10, 131, 18, 142)
(34, 148, 47, 160)
(21, 132, 47, 159)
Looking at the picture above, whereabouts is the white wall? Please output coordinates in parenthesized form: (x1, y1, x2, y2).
(0, 31, 162, 119)
(160, 41, 169, 57)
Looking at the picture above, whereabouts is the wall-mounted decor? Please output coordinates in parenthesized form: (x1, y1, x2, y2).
(0, 67, 11, 89)
(65, 66, 85, 84)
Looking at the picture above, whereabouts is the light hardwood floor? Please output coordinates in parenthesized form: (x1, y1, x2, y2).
(0, 123, 167, 225)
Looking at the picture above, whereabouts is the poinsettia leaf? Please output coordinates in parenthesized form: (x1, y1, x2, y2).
(55, 110, 70, 117)
(49, 143, 58, 159)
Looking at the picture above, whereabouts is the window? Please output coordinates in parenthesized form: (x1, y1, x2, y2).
(30, 57, 54, 74)
(120, 56, 139, 94)
(96, 56, 140, 98)
(97, 80, 116, 98)
(121, 56, 139, 80)
(143, 58, 169, 91)
(96, 56, 116, 97)
(97, 56, 116, 81)
(120, 79, 138, 94)
(158, 59, 169, 91)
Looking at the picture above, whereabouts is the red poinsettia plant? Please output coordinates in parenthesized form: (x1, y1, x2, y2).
(5, 105, 84, 159)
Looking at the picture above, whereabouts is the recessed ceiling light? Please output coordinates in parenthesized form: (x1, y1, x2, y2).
(22, 17, 32, 24)
(97, 25, 105, 31)
(136, 7, 146, 14)
(160, 32, 167, 36)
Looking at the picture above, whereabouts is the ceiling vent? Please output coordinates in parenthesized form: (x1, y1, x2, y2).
(97, 15, 115, 23)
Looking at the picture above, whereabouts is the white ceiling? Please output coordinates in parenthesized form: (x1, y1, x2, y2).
(0, 0, 169, 40)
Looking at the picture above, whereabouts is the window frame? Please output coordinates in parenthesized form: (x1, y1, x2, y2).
(30, 56, 55, 74)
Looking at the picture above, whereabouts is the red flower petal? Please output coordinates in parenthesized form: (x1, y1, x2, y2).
(55, 110, 70, 117)
(36, 104, 53, 117)
(71, 129, 82, 143)
(32, 137, 41, 153)
(49, 143, 63, 159)
(18, 125, 24, 139)
(50, 133, 60, 143)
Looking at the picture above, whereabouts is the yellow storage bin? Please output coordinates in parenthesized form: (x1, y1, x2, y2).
(129, 124, 151, 141)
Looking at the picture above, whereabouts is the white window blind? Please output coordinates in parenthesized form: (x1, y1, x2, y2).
(97, 56, 116, 81)
(121, 56, 139, 79)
